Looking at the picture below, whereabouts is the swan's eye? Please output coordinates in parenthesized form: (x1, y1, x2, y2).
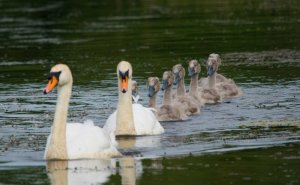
(119, 70, 129, 79)
(48, 71, 62, 81)
(124, 70, 129, 77)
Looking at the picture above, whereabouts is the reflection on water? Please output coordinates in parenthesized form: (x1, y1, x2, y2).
(120, 157, 136, 185)
(47, 159, 116, 185)
(119, 157, 143, 185)
(46, 157, 142, 185)
(45, 135, 146, 185)
(47, 161, 68, 185)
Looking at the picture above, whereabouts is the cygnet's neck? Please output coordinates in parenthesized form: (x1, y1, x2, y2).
(189, 74, 198, 97)
(116, 78, 136, 135)
(208, 72, 217, 89)
(46, 82, 71, 160)
(163, 85, 172, 105)
(177, 78, 186, 96)
(148, 93, 157, 108)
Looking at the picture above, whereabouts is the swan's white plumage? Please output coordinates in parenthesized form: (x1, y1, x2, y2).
(104, 103, 164, 135)
(45, 121, 119, 159)
(104, 61, 164, 136)
(44, 64, 120, 160)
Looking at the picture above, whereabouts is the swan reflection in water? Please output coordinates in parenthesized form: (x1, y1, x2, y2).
(47, 159, 116, 185)
(46, 135, 156, 185)
(47, 158, 141, 185)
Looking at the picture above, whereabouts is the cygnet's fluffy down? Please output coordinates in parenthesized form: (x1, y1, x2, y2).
(147, 76, 187, 121)
(205, 53, 242, 99)
(172, 64, 200, 116)
(187, 59, 219, 105)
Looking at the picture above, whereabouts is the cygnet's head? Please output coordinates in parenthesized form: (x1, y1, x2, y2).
(147, 77, 160, 97)
(117, 61, 133, 93)
(188, 59, 201, 77)
(207, 54, 221, 76)
(161, 71, 174, 91)
(131, 80, 139, 97)
(43, 64, 73, 94)
(208, 53, 222, 65)
(172, 64, 185, 85)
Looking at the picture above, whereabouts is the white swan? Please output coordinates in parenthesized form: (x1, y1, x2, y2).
(147, 76, 187, 121)
(104, 61, 164, 136)
(172, 64, 200, 116)
(188, 59, 221, 104)
(206, 53, 242, 99)
(43, 64, 120, 160)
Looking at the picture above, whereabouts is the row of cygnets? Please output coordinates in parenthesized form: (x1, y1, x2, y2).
(132, 53, 242, 122)
(42, 53, 241, 160)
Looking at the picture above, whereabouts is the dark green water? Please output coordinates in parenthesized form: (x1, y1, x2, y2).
(1, 143, 299, 185)
(0, 0, 300, 184)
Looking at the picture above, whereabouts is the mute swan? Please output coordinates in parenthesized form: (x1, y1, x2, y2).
(104, 61, 164, 136)
(188, 59, 221, 104)
(207, 53, 242, 99)
(172, 64, 200, 116)
(131, 80, 140, 103)
(147, 76, 186, 121)
(43, 64, 120, 160)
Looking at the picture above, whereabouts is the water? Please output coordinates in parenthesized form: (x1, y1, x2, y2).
(0, 0, 300, 184)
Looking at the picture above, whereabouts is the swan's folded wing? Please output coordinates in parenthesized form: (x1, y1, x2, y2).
(132, 104, 164, 135)
(66, 123, 119, 159)
(103, 111, 117, 135)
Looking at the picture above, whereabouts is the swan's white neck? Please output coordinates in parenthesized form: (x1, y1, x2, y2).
(148, 94, 157, 108)
(208, 72, 217, 89)
(45, 82, 71, 160)
(177, 78, 185, 96)
(116, 78, 136, 135)
(163, 86, 172, 105)
(189, 74, 198, 97)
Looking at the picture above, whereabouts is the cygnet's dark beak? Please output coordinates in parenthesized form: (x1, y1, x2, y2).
(147, 86, 155, 97)
(207, 66, 215, 76)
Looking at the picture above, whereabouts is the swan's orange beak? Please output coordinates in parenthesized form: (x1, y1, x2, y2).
(120, 76, 128, 93)
(119, 70, 129, 93)
(44, 76, 58, 94)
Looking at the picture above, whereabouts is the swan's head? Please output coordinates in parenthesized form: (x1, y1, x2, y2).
(172, 64, 185, 85)
(207, 54, 221, 76)
(188, 59, 201, 77)
(147, 77, 160, 97)
(43, 64, 73, 94)
(117, 61, 133, 93)
(161, 71, 173, 91)
(131, 80, 139, 97)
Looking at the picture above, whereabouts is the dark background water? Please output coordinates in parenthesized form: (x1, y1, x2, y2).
(0, 0, 300, 184)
